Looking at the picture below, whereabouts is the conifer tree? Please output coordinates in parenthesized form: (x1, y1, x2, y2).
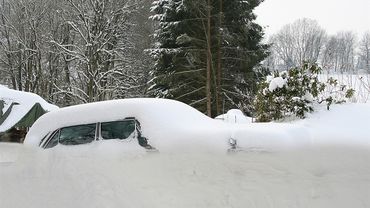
(150, 0, 269, 117)
(219, 0, 270, 115)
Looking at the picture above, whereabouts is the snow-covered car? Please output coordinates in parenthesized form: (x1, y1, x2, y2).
(24, 98, 231, 152)
(24, 98, 312, 152)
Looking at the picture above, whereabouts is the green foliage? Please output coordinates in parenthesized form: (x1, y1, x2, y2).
(254, 63, 355, 122)
(149, 0, 269, 117)
(149, 0, 213, 113)
(345, 88, 355, 98)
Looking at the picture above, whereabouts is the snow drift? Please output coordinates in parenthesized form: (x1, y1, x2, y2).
(1, 143, 370, 208)
(3, 101, 370, 208)
(24, 98, 370, 152)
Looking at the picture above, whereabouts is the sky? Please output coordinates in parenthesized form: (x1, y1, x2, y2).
(255, 0, 370, 37)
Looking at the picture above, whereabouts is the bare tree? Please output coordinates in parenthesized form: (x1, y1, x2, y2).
(337, 32, 356, 73)
(0, 0, 154, 107)
(0, 0, 50, 92)
(322, 32, 356, 73)
(321, 36, 338, 71)
(50, 0, 141, 104)
(269, 18, 326, 70)
(358, 32, 370, 73)
(126, 0, 153, 98)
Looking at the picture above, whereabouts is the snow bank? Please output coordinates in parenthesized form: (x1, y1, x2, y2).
(0, 87, 58, 132)
(228, 102, 370, 151)
(3, 101, 370, 208)
(232, 123, 312, 150)
(297, 103, 370, 146)
(1, 144, 370, 208)
(25, 98, 370, 153)
(215, 109, 253, 124)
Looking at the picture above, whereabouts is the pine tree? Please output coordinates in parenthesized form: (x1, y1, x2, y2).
(219, 0, 270, 116)
(150, 0, 269, 117)
(149, 0, 211, 114)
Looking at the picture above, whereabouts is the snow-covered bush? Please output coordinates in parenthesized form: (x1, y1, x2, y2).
(318, 74, 370, 103)
(254, 63, 354, 122)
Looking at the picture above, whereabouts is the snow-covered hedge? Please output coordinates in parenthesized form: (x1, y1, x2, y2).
(254, 63, 354, 122)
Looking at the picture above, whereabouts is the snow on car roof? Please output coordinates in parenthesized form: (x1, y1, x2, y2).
(24, 98, 226, 150)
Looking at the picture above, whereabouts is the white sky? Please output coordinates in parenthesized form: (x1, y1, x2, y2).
(255, 0, 370, 37)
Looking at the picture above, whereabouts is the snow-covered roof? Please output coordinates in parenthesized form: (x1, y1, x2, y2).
(0, 87, 59, 132)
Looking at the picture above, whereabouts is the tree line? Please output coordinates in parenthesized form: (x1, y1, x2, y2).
(0, 0, 269, 118)
(5, 2, 366, 118)
(0, 0, 153, 106)
(265, 18, 370, 74)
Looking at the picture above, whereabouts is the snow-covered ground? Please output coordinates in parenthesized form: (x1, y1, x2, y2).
(1, 102, 370, 208)
(1, 145, 370, 208)
(319, 73, 370, 103)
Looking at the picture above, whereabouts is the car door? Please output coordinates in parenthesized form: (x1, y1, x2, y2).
(43, 123, 97, 148)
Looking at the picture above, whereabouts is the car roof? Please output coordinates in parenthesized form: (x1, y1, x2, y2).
(24, 98, 213, 146)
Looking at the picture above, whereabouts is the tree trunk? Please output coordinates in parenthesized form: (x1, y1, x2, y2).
(206, 0, 212, 117)
(216, 0, 222, 115)
(17, 43, 22, 91)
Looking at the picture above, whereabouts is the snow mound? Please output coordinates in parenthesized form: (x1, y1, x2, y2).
(269, 77, 287, 92)
(227, 103, 370, 151)
(298, 103, 370, 146)
(215, 109, 252, 124)
(0, 87, 58, 132)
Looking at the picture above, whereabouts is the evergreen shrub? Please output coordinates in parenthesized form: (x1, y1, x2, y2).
(254, 63, 354, 122)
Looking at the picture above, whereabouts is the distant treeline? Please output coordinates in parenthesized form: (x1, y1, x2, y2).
(264, 18, 370, 73)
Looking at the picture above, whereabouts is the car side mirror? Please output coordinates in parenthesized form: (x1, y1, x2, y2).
(133, 120, 155, 150)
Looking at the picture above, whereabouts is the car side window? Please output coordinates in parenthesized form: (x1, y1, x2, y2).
(44, 130, 60, 149)
(101, 120, 135, 140)
(59, 124, 96, 145)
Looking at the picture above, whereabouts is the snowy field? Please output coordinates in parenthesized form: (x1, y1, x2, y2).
(1, 102, 370, 208)
(319, 73, 370, 103)
(1, 144, 370, 208)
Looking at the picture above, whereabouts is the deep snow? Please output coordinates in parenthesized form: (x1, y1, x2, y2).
(25, 99, 370, 153)
(2, 102, 370, 207)
(1, 144, 370, 208)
